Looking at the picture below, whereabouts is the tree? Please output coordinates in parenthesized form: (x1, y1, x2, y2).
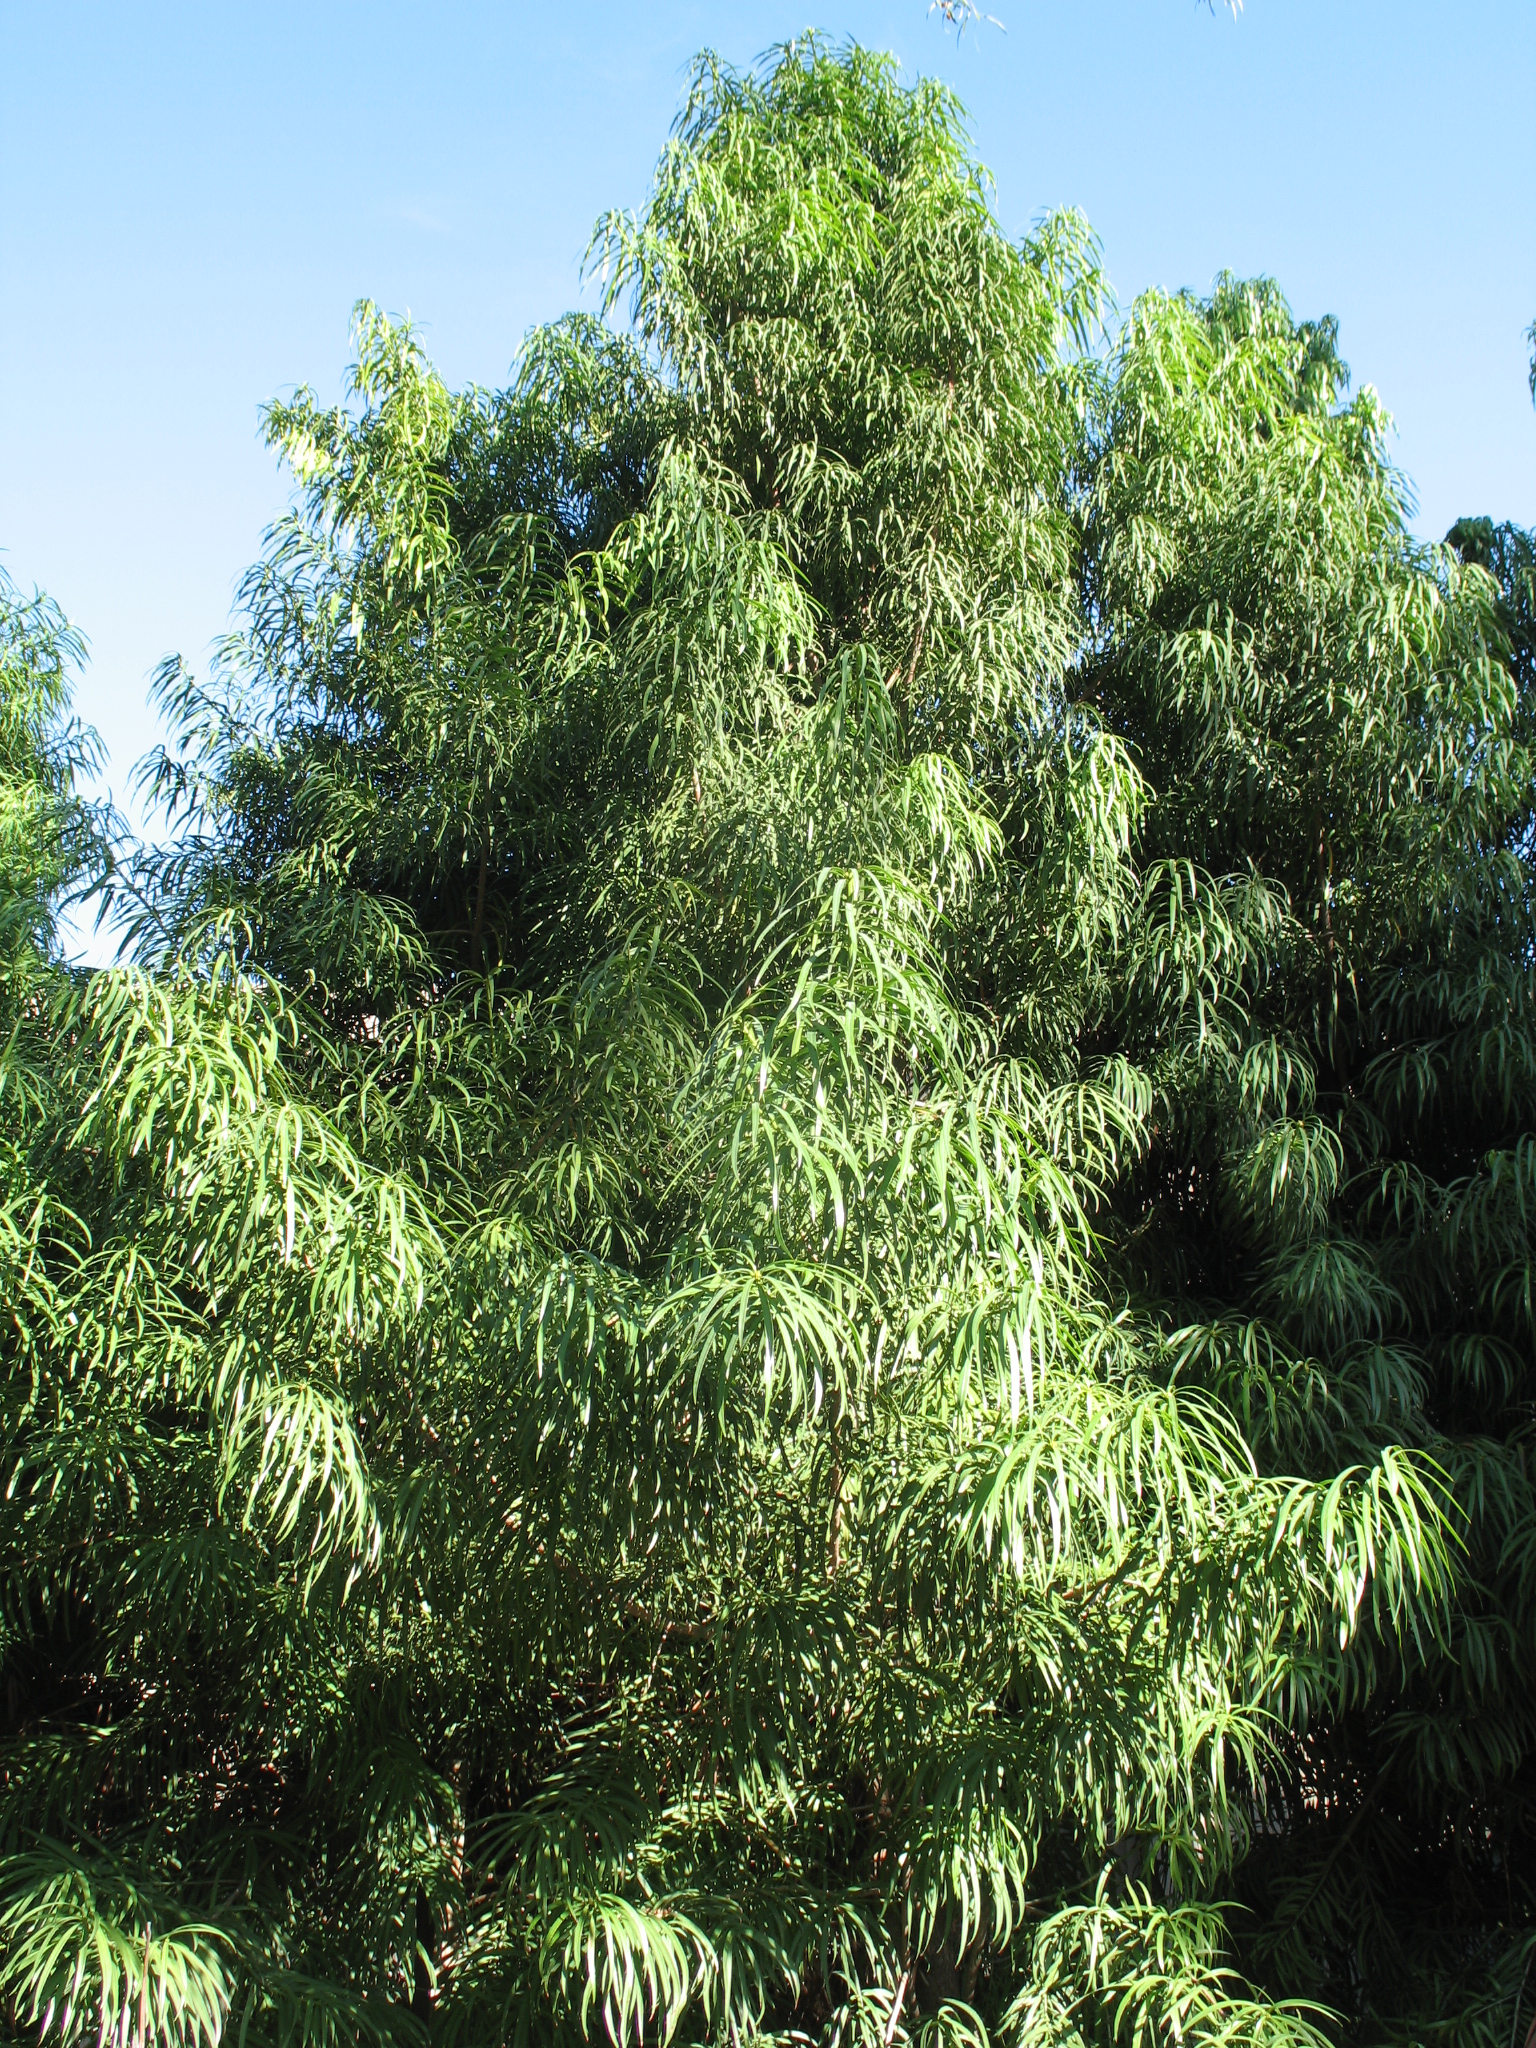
(0, 578, 105, 972)
(0, 37, 1526, 2048)
(1085, 278, 1536, 2036)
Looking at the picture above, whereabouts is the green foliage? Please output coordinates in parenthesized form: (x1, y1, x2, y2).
(1085, 278, 1536, 2032)
(0, 578, 104, 973)
(2, 37, 1533, 2048)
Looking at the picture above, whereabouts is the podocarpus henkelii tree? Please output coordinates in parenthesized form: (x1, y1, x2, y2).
(0, 38, 1525, 2048)
(1084, 280, 1536, 2037)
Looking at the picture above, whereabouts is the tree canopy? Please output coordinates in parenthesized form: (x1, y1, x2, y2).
(4, 37, 1535, 2048)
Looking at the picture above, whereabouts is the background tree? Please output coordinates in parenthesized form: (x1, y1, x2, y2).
(0, 37, 1525, 2048)
(1083, 274, 1536, 2037)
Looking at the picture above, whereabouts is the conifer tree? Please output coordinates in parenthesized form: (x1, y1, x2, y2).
(2, 40, 1530, 2048)
(1085, 277, 1536, 2036)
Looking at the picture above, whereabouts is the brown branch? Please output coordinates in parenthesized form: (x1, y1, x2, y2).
(883, 1963, 912, 2048)
(905, 613, 927, 702)
(961, 1922, 986, 2003)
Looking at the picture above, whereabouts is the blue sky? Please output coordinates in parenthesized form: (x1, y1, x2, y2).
(4, 0, 1533, 915)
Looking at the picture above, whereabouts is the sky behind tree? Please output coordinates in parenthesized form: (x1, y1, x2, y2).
(3, 0, 1533, 916)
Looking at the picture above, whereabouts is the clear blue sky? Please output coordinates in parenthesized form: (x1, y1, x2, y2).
(4, 0, 1534, 896)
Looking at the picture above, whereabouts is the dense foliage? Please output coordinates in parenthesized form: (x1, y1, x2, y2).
(4, 39, 1535, 2048)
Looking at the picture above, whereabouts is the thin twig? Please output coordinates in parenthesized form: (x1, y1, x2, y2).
(884, 1963, 913, 2048)
(928, 0, 1005, 32)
